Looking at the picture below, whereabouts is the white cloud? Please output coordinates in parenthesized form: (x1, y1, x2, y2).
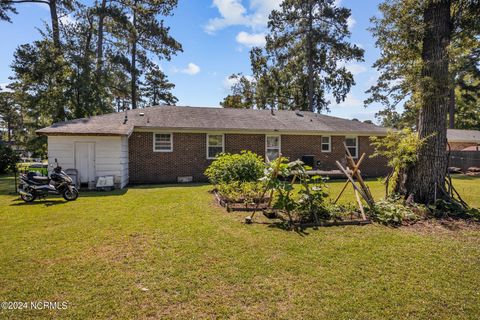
(0, 82, 12, 92)
(180, 63, 200, 75)
(347, 16, 356, 30)
(332, 93, 363, 108)
(205, 0, 281, 34)
(236, 31, 266, 47)
(223, 76, 239, 89)
(223, 75, 254, 89)
(345, 63, 367, 75)
(59, 14, 75, 26)
(205, 0, 249, 34)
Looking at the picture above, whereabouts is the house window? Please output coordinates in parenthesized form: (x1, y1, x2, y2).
(153, 133, 172, 152)
(321, 136, 331, 152)
(266, 135, 281, 161)
(345, 136, 358, 158)
(207, 134, 224, 159)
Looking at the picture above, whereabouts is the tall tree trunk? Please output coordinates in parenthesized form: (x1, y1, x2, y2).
(49, 0, 66, 121)
(7, 119, 12, 143)
(404, 0, 452, 204)
(306, 1, 314, 112)
(153, 88, 157, 106)
(130, 4, 137, 109)
(448, 87, 455, 128)
(49, 0, 61, 50)
(96, 0, 107, 74)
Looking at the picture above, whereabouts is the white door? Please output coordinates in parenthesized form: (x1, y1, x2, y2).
(75, 142, 95, 184)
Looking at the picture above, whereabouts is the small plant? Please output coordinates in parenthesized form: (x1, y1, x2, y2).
(370, 195, 420, 226)
(205, 151, 265, 184)
(370, 129, 426, 194)
(216, 181, 265, 208)
(296, 173, 330, 221)
(428, 199, 480, 221)
(240, 181, 265, 208)
(325, 203, 357, 221)
(265, 158, 331, 224)
(216, 182, 242, 202)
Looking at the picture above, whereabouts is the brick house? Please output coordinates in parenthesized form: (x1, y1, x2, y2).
(447, 129, 480, 151)
(37, 106, 390, 188)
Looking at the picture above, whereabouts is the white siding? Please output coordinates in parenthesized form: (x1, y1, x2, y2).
(47, 135, 129, 188)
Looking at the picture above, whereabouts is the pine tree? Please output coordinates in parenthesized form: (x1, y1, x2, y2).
(223, 0, 363, 113)
(110, 0, 182, 109)
(141, 64, 177, 106)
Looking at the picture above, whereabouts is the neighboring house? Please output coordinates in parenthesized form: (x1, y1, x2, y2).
(447, 129, 480, 151)
(37, 106, 390, 188)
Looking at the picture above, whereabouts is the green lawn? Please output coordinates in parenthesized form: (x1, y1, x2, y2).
(0, 175, 479, 319)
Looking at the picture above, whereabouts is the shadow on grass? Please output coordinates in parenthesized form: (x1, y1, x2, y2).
(128, 183, 210, 189)
(11, 199, 67, 207)
(75, 189, 128, 197)
(449, 174, 480, 181)
(256, 215, 370, 235)
(251, 218, 312, 236)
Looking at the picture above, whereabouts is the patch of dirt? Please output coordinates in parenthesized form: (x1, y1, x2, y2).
(88, 232, 151, 263)
(402, 218, 480, 236)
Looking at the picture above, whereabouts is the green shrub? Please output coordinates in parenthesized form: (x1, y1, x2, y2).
(0, 144, 20, 174)
(205, 151, 265, 184)
(370, 129, 426, 194)
(428, 199, 480, 221)
(370, 195, 420, 226)
(217, 181, 265, 206)
(325, 203, 357, 221)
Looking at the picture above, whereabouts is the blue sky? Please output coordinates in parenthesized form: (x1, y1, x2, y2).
(0, 0, 385, 122)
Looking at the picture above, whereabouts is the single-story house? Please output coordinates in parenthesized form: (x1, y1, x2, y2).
(447, 129, 480, 151)
(37, 105, 390, 188)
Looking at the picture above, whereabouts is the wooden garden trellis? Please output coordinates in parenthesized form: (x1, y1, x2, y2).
(334, 143, 375, 220)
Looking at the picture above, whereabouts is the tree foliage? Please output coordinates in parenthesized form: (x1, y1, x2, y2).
(141, 64, 177, 106)
(0, 0, 182, 156)
(367, 0, 480, 129)
(222, 0, 364, 113)
(371, 129, 426, 194)
(0, 143, 20, 174)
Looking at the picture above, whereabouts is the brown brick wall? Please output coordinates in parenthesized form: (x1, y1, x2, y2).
(128, 131, 389, 184)
(225, 134, 265, 156)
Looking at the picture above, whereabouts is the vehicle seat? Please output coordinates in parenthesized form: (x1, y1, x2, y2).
(32, 176, 49, 182)
(26, 172, 49, 183)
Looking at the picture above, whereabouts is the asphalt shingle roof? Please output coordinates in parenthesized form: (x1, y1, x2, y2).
(37, 105, 389, 136)
(447, 129, 480, 143)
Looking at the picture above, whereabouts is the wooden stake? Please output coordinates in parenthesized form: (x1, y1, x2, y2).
(354, 189, 366, 220)
(343, 143, 374, 204)
(335, 161, 374, 208)
(334, 153, 366, 203)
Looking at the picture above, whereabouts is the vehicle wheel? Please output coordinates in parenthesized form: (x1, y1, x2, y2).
(21, 189, 36, 203)
(63, 188, 79, 201)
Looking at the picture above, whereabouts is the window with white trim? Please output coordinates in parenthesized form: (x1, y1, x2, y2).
(266, 135, 281, 161)
(345, 136, 358, 158)
(321, 136, 331, 152)
(207, 134, 224, 159)
(153, 133, 172, 152)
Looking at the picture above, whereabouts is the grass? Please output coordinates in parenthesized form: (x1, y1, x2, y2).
(0, 174, 479, 319)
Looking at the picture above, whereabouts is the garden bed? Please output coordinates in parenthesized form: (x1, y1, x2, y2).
(213, 190, 270, 212)
(262, 207, 372, 228)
